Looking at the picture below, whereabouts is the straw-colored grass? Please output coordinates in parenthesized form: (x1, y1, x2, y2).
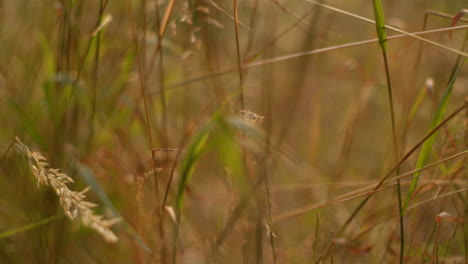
(1, 0, 467, 262)
(14, 137, 120, 243)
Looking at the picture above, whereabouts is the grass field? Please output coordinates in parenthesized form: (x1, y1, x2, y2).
(0, 0, 467, 263)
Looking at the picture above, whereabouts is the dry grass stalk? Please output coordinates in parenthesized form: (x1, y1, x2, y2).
(14, 137, 120, 243)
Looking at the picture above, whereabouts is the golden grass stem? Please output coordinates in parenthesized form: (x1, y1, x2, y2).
(305, 0, 468, 57)
(272, 150, 467, 223)
(339, 101, 467, 234)
(233, 0, 244, 110)
(161, 24, 468, 92)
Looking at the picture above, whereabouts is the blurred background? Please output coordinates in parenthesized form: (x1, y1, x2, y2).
(0, 0, 467, 263)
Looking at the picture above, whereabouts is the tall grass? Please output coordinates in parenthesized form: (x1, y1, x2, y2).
(0, 0, 467, 263)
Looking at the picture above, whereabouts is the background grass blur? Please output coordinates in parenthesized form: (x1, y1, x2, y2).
(0, 0, 467, 263)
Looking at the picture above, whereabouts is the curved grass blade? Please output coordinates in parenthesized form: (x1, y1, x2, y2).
(403, 58, 467, 213)
(403, 27, 468, 213)
(0, 214, 64, 240)
(173, 111, 265, 259)
(175, 122, 212, 213)
(172, 118, 212, 262)
(214, 114, 267, 194)
(213, 119, 248, 194)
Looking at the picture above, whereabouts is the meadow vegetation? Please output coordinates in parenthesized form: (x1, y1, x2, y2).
(0, 0, 467, 263)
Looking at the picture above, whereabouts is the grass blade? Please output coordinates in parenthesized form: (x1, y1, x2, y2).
(403, 16, 468, 213)
(306, 0, 468, 58)
(371, 1, 404, 262)
(162, 24, 468, 92)
(0, 214, 64, 240)
(172, 117, 212, 262)
(175, 122, 212, 213)
(372, 0, 387, 51)
(402, 58, 467, 212)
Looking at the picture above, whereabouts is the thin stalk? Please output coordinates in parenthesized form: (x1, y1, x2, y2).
(128, 0, 159, 198)
(141, 0, 147, 71)
(260, 4, 277, 263)
(401, 12, 429, 151)
(272, 0, 324, 152)
(160, 24, 468, 93)
(210, 176, 265, 258)
(162, 139, 185, 208)
(433, 222, 440, 263)
(127, 0, 163, 261)
(272, 150, 467, 223)
(88, 0, 104, 146)
(233, 0, 244, 109)
(263, 166, 277, 263)
(338, 101, 467, 233)
(402, 32, 468, 213)
(0, 214, 64, 239)
(241, 0, 260, 63)
(384, 51, 405, 264)
(202, 0, 253, 32)
(465, 98, 468, 263)
(464, 198, 468, 264)
(371, 0, 404, 262)
(67, 0, 110, 113)
(270, 150, 468, 193)
(155, 1, 168, 147)
(232, 1, 259, 261)
(210, 102, 466, 258)
(305, 0, 468, 58)
(144, 0, 175, 80)
(153, 3, 169, 263)
(244, 6, 315, 63)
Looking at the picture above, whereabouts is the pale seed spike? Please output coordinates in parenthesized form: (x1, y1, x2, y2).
(14, 138, 120, 242)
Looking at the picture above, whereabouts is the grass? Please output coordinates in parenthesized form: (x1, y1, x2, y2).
(14, 137, 120, 243)
(0, 0, 467, 263)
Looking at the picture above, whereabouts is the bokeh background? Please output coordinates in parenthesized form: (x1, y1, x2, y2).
(0, 0, 467, 263)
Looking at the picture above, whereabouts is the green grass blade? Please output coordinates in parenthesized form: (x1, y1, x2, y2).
(174, 111, 265, 216)
(403, 58, 466, 213)
(175, 122, 212, 213)
(372, 0, 388, 51)
(0, 214, 64, 240)
(372, 2, 404, 262)
(213, 119, 248, 193)
(306, 0, 468, 58)
(214, 115, 267, 195)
